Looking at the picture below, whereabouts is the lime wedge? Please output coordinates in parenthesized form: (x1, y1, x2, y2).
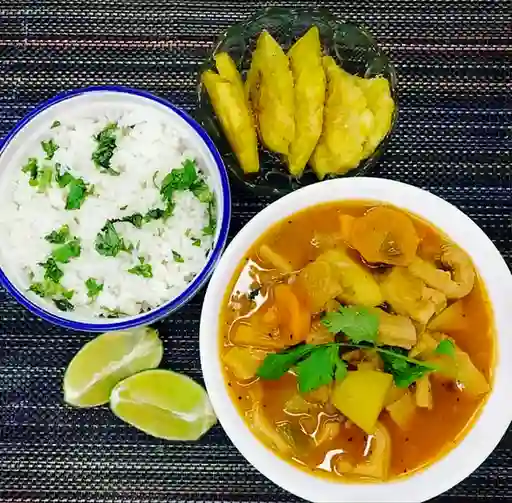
(110, 369, 217, 441)
(63, 327, 163, 408)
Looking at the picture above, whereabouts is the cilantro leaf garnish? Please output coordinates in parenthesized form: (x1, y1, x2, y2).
(160, 159, 198, 201)
(191, 238, 201, 247)
(51, 120, 61, 129)
(117, 213, 144, 229)
(29, 281, 58, 297)
(36, 166, 53, 193)
(92, 123, 120, 176)
(45, 225, 70, 244)
(128, 257, 153, 278)
(435, 339, 455, 357)
(380, 350, 434, 388)
(85, 278, 104, 299)
(95, 221, 132, 257)
(54, 166, 91, 209)
(112, 207, 168, 230)
(55, 168, 74, 188)
(66, 177, 90, 210)
(172, 250, 184, 263)
(29, 279, 72, 299)
(100, 307, 127, 318)
(163, 200, 175, 220)
(61, 289, 74, 300)
(202, 199, 216, 236)
(257, 304, 439, 392)
(51, 239, 81, 263)
(256, 344, 315, 380)
(322, 306, 379, 343)
(41, 139, 59, 160)
(296, 345, 348, 393)
(53, 298, 74, 311)
(144, 208, 165, 222)
(38, 257, 64, 283)
(22, 158, 39, 182)
(190, 179, 213, 203)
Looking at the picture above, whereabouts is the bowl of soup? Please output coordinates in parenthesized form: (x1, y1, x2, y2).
(200, 178, 512, 503)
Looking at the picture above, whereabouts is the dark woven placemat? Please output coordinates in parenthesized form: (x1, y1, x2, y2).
(0, 1, 510, 502)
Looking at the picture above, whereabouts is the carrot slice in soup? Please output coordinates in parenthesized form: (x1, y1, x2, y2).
(350, 207, 419, 266)
(274, 283, 311, 344)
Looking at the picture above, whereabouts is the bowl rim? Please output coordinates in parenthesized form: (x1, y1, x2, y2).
(199, 177, 512, 503)
(0, 85, 231, 332)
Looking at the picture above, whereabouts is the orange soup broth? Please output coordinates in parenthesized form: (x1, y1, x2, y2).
(220, 201, 495, 481)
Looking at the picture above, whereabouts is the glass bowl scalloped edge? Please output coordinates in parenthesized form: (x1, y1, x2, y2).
(195, 7, 399, 197)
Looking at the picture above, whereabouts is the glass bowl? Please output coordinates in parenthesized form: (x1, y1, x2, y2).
(196, 7, 398, 197)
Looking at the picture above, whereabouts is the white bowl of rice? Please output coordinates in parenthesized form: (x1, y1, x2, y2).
(0, 86, 231, 331)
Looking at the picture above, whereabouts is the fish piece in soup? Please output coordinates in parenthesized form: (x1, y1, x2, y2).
(315, 420, 341, 447)
(351, 422, 391, 480)
(415, 375, 433, 409)
(259, 244, 294, 274)
(231, 321, 285, 349)
(408, 244, 475, 299)
(409, 330, 439, 359)
(380, 267, 447, 325)
(297, 259, 343, 313)
(306, 319, 335, 345)
(250, 403, 294, 455)
(372, 308, 417, 349)
(223, 346, 268, 381)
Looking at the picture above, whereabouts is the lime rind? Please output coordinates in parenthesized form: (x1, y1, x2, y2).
(63, 327, 163, 408)
(109, 369, 217, 441)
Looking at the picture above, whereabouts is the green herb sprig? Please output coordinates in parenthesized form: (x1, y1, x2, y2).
(202, 199, 216, 236)
(160, 159, 198, 200)
(159, 158, 214, 231)
(128, 257, 153, 278)
(85, 278, 104, 300)
(95, 221, 132, 257)
(435, 339, 455, 357)
(29, 279, 73, 300)
(257, 306, 440, 393)
(92, 123, 120, 176)
(100, 307, 128, 318)
(53, 298, 74, 311)
(111, 207, 167, 229)
(172, 250, 184, 263)
(41, 139, 59, 160)
(45, 225, 71, 244)
(22, 158, 39, 184)
(55, 167, 92, 210)
(52, 239, 81, 263)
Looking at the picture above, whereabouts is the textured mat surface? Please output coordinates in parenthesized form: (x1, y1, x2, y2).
(0, 1, 511, 502)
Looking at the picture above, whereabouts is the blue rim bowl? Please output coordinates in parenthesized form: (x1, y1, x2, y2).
(0, 86, 231, 332)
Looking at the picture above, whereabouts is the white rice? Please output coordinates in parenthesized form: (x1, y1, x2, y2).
(0, 109, 215, 318)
